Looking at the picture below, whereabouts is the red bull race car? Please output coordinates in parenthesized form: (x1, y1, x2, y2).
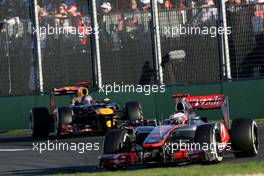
(99, 94, 259, 170)
(29, 82, 155, 138)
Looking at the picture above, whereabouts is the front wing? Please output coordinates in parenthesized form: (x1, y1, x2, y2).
(99, 149, 206, 169)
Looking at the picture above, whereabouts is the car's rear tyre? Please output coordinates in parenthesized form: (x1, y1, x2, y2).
(124, 102, 143, 121)
(231, 118, 258, 157)
(29, 107, 50, 138)
(195, 123, 224, 164)
(55, 107, 73, 136)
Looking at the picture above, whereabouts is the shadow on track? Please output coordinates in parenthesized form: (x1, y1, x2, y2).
(4, 165, 101, 175)
(4, 162, 197, 176)
(0, 132, 105, 144)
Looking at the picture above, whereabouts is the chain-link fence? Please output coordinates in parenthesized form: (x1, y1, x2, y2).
(0, 1, 33, 96)
(159, 7, 221, 85)
(227, 3, 264, 79)
(97, 1, 155, 85)
(0, 0, 264, 97)
(36, 0, 93, 92)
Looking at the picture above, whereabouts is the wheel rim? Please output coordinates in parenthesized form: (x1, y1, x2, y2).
(213, 127, 223, 162)
(120, 133, 130, 151)
(55, 112, 59, 135)
(252, 121, 258, 154)
(29, 114, 34, 135)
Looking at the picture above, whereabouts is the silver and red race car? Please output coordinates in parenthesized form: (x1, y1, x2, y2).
(99, 94, 259, 170)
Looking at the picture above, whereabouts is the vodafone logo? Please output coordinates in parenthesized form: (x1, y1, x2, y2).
(220, 123, 229, 144)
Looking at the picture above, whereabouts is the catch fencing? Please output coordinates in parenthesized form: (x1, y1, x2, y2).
(0, 0, 263, 96)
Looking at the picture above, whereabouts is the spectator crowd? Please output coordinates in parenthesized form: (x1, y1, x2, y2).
(0, 0, 263, 56)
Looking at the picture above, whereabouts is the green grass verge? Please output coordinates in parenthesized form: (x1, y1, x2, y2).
(52, 162, 264, 176)
(0, 129, 29, 135)
(256, 119, 264, 125)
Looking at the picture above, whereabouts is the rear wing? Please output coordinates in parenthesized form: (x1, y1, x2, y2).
(50, 82, 91, 113)
(173, 94, 231, 129)
(51, 82, 90, 96)
(172, 94, 225, 110)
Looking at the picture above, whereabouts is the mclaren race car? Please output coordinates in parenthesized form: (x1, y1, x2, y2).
(29, 82, 155, 138)
(100, 94, 259, 170)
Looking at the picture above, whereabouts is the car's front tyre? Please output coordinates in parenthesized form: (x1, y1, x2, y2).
(195, 123, 225, 164)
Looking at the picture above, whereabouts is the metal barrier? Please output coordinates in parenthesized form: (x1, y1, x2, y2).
(38, 15, 93, 92)
(227, 3, 264, 79)
(159, 7, 221, 84)
(0, 19, 34, 96)
(35, 0, 93, 92)
(98, 9, 155, 85)
(0, 1, 264, 96)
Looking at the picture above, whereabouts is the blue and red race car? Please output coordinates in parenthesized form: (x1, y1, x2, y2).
(29, 82, 155, 138)
(99, 94, 259, 170)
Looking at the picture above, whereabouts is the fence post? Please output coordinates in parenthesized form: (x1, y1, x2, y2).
(217, 0, 232, 80)
(221, 0, 232, 80)
(32, 0, 44, 93)
(91, 0, 102, 89)
(150, 0, 163, 85)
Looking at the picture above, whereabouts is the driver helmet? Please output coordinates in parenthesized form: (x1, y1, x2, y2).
(103, 97, 111, 103)
(82, 95, 94, 105)
(76, 87, 89, 97)
(175, 101, 189, 114)
(76, 88, 83, 97)
(170, 112, 188, 125)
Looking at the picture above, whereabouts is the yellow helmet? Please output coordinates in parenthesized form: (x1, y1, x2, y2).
(77, 87, 89, 97)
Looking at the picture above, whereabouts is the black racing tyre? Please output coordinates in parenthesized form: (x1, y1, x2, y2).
(55, 107, 73, 135)
(103, 129, 131, 154)
(195, 123, 224, 164)
(124, 102, 143, 121)
(231, 118, 258, 158)
(29, 107, 50, 138)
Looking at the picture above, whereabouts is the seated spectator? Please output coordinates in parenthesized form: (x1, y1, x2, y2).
(255, 2, 264, 20)
(130, 0, 140, 12)
(98, 2, 113, 47)
(67, 4, 88, 45)
(192, 0, 217, 26)
(53, 3, 69, 27)
(126, 0, 140, 24)
(37, 5, 48, 19)
(67, 4, 82, 26)
(178, 0, 187, 9)
(67, 5, 81, 17)
(101, 2, 112, 14)
(252, 0, 264, 33)
(201, 0, 215, 7)
(141, 1, 150, 12)
(53, 3, 68, 18)
(42, 0, 53, 14)
(163, 0, 174, 10)
(140, 0, 164, 12)
(65, 0, 76, 7)
(110, 4, 125, 50)
(125, 0, 141, 39)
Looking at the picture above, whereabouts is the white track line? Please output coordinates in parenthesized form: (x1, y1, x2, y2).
(0, 149, 31, 152)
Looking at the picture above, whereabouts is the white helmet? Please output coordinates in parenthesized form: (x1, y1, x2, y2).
(170, 112, 188, 125)
(82, 95, 93, 105)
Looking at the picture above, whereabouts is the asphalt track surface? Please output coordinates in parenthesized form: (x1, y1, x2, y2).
(0, 126, 263, 176)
